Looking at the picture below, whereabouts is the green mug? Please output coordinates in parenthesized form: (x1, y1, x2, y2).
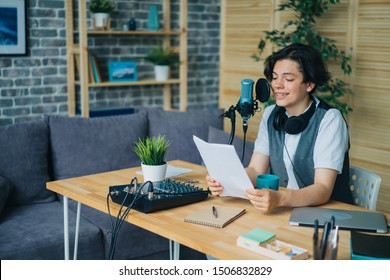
(256, 174, 279, 191)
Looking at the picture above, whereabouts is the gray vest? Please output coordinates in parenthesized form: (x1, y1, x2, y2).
(267, 100, 353, 204)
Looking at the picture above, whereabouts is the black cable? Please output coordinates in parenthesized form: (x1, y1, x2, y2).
(109, 193, 140, 259)
(106, 179, 152, 260)
(109, 182, 153, 259)
(107, 184, 128, 233)
(107, 177, 138, 259)
(241, 120, 248, 163)
(107, 190, 131, 259)
(108, 177, 138, 257)
(283, 138, 309, 187)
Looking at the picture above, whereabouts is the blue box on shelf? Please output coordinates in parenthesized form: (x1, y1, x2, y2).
(108, 61, 137, 82)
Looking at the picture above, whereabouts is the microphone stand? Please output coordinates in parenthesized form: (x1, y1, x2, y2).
(220, 105, 237, 145)
(220, 104, 248, 163)
(221, 101, 259, 163)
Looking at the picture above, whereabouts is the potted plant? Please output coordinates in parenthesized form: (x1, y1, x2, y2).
(89, 0, 115, 29)
(145, 44, 180, 81)
(132, 135, 172, 182)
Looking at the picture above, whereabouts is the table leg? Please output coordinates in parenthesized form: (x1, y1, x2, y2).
(169, 240, 180, 260)
(63, 196, 69, 260)
(63, 197, 81, 260)
(73, 202, 81, 260)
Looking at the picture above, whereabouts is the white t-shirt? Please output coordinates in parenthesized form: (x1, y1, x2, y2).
(254, 97, 349, 190)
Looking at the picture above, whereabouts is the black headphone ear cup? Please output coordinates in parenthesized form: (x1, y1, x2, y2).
(273, 101, 316, 134)
(284, 116, 307, 134)
(273, 107, 287, 131)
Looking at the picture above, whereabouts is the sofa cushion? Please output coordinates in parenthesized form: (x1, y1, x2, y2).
(46, 113, 148, 180)
(208, 126, 255, 167)
(65, 198, 206, 260)
(0, 176, 14, 217)
(144, 108, 224, 165)
(0, 201, 104, 260)
(73, 202, 170, 260)
(0, 120, 55, 206)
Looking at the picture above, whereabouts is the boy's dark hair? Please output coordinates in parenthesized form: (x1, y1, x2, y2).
(263, 43, 331, 94)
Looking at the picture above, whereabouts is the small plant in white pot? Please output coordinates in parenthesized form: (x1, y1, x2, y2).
(89, 0, 114, 29)
(145, 44, 179, 81)
(132, 135, 172, 182)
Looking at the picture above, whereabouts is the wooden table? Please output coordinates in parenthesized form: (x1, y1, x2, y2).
(47, 160, 390, 260)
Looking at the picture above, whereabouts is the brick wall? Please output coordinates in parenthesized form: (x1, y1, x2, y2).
(0, 0, 220, 126)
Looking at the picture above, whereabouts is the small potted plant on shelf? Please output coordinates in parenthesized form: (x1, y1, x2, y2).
(89, 0, 115, 30)
(145, 44, 180, 81)
(132, 135, 172, 182)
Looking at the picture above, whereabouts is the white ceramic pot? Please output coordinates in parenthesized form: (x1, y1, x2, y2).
(93, 13, 110, 28)
(141, 162, 167, 182)
(154, 65, 169, 81)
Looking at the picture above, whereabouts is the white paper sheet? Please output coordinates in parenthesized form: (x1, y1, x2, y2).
(193, 135, 253, 199)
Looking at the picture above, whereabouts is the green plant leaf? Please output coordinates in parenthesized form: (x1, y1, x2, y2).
(145, 44, 180, 66)
(252, 0, 353, 115)
(132, 135, 172, 165)
(89, 0, 114, 13)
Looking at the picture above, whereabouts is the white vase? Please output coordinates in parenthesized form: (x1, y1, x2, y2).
(154, 65, 169, 81)
(93, 13, 110, 28)
(141, 163, 167, 182)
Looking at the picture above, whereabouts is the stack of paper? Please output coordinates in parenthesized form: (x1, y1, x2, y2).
(237, 228, 308, 260)
(237, 228, 276, 245)
(193, 135, 252, 199)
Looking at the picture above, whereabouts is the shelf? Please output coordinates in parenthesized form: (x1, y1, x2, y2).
(66, 0, 188, 117)
(75, 79, 181, 87)
(86, 30, 182, 35)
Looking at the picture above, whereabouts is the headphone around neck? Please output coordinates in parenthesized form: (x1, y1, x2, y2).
(273, 101, 316, 135)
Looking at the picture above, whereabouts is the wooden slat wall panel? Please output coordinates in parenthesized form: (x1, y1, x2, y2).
(220, 0, 390, 212)
(349, 0, 390, 212)
(219, 0, 275, 142)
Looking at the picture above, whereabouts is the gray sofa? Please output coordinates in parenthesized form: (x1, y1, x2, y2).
(0, 108, 229, 260)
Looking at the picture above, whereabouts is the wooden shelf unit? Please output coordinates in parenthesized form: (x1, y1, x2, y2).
(65, 0, 188, 117)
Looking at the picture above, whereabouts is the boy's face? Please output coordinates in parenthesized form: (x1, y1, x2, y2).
(271, 59, 315, 115)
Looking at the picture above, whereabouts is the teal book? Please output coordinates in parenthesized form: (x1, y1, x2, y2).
(238, 228, 276, 246)
(90, 54, 100, 83)
(237, 227, 308, 260)
(147, 5, 159, 31)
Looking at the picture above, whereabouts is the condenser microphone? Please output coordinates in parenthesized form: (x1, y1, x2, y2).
(237, 79, 254, 121)
(255, 78, 270, 103)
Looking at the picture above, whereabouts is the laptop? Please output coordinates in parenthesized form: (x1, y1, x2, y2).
(289, 207, 388, 233)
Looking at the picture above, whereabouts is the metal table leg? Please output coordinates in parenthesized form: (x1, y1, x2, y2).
(63, 196, 69, 260)
(63, 196, 81, 260)
(169, 240, 180, 260)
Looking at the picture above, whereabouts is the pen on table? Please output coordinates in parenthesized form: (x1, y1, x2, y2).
(320, 221, 330, 260)
(330, 215, 335, 230)
(212, 206, 218, 218)
(313, 219, 319, 259)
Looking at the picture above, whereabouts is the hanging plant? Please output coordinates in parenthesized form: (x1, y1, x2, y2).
(252, 0, 353, 115)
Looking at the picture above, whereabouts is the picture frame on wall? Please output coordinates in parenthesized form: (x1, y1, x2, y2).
(0, 0, 27, 56)
(108, 61, 138, 82)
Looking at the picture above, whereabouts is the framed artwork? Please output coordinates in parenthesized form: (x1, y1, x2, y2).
(0, 0, 27, 56)
(108, 61, 138, 82)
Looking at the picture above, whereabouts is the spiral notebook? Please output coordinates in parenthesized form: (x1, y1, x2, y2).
(184, 205, 246, 228)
